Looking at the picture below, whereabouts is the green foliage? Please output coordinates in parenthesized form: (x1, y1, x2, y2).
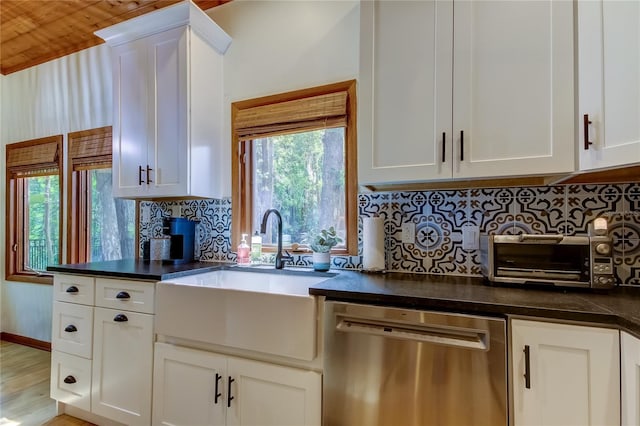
(308, 226, 342, 253)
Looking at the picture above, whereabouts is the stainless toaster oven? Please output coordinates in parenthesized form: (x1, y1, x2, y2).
(480, 234, 615, 289)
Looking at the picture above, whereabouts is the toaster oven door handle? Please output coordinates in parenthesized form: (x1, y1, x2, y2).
(518, 234, 564, 243)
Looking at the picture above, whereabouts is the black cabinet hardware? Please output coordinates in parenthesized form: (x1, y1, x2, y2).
(227, 377, 235, 408)
(583, 114, 593, 150)
(64, 324, 77, 333)
(64, 375, 77, 384)
(116, 291, 130, 300)
(441, 132, 446, 163)
(523, 345, 531, 389)
(214, 373, 222, 404)
(146, 165, 153, 184)
(138, 165, 145, 185)
(113, 314, 128, 322)
(460, 130, 464, 161)
(66, 286, 79, 293)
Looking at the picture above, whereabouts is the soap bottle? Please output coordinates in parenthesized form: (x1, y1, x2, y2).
(251, 231, 262, 264)
(237, 234, 250, 265)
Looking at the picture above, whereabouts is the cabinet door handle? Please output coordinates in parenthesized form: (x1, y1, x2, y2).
(214, 373, 222, 405)
(146, 165, 153, 184)
(63, 375, 77, 384)
(64, 324, 77, 333)
(523, 345, 531, 389)
(460, 130, 464, 162)
(227, 376, 235, 408)
(116, 291, 130, 300)
(441, 132, 446, 163)
(65, 286, 79, 293)
(138, 165, 145, 185)
(113, 313, 128, 322)
(583, 114, 593, 150)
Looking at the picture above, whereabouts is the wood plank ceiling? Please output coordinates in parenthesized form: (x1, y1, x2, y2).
(0, 0, 230, 75)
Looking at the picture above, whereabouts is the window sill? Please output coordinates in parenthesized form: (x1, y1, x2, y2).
(5, 273, 53, 285)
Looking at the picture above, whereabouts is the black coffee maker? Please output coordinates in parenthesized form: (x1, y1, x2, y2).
(162, 217, 197, 264)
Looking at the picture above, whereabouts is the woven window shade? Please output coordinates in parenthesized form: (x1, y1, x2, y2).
(69, 126, 112, 169)
(234, 91, 348, 141)
(6, 135, 62, 176)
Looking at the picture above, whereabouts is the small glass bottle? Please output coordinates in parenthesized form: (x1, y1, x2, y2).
(237, 233, 250, 265)
(251, 231, 262, 264)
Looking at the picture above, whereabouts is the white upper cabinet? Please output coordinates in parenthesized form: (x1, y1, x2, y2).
(359, 0, 575, 186)
(578, 0, 640, 171)
(96, 1, 231, 199)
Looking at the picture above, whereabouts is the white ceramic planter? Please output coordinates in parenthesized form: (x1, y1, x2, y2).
(312, 252, 331, 272)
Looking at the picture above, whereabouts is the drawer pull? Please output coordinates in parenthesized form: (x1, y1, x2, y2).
(116, 291, 131, 300)
(64, 324, 78, 333)
(66, 286, 79, 293)
(113, 314, 128, 322)
(64, 375, 77, 384)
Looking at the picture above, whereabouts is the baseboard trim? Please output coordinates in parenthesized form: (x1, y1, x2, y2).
(1, 332, 51, 352)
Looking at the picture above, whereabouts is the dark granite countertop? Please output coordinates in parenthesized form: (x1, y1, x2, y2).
(309, 271, 640, 338)
(47, 260, 640, 338)
(47, 259, 227, 281)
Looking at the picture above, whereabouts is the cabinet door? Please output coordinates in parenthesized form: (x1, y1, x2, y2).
(358, 0, 453, 185)
(226, 356, 321, 426)
(578, 0, 640, 170)
(146, 26, 189, 197)
(511, 319, 620, 426)
(622, 331, 640, 426)
(111, 38, 151, 197)
(152, 343, 227, 426)
(91, 307, 154, 425)
(453, 0, 574, 178)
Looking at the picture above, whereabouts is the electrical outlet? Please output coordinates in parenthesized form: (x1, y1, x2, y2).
(462, 225, 479, 250)
(170, 205, 182, 217)
(402, 222, 416, 244)
(142, 205, 150, 223)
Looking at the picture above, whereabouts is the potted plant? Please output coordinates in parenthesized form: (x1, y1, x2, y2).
(308, 227, 342, 271)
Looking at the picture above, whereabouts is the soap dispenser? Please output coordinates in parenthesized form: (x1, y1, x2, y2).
(237, 234, 250, 265)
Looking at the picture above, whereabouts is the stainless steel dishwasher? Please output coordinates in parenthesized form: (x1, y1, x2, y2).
(323, 302, 507, 426)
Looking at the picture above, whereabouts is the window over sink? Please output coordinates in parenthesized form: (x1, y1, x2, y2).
(231, 80, 358, 255)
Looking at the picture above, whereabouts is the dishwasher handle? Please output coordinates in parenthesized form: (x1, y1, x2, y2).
(336, 317, 489, 351)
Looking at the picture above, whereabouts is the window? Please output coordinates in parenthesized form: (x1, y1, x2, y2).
(232, 80, 357, 255)
(67, 127, 136, 264)
(6, 136, 63, 284)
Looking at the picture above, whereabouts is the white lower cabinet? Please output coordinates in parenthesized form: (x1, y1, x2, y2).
(622, 331, 640, 426)
(152, 343, 321, 426)
(92, 307, 154, 425)
(511, 319, 620, 426)
(51, 274, 155, 426)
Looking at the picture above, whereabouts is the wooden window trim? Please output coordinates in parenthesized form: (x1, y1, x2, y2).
(231, 80, 358, 255)
(6, 135, 63, 284)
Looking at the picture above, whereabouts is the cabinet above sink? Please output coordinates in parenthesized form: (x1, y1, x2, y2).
(95, 0, 231, 199)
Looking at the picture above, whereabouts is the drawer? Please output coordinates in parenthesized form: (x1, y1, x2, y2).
(53, 274, 95, 305)
(50, 350, 92, 412)
(95, 278, 155, 314)
(52, 301, 93, 359)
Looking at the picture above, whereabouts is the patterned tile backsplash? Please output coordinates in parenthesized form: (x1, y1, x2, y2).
(139, 183, 640, 285)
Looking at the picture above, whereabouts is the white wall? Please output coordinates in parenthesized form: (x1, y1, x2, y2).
(207, 0, 360, 196)
(1, 1, 360, 342)
(1, 45, 112, 342)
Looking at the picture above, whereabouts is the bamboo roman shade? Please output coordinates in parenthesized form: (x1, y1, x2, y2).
(68, 126, 112, 169)
(6, 135, 62, 177)
(234, 91, 348, 141)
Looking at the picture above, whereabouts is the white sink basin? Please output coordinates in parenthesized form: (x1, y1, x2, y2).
(155, 269, 333, 361)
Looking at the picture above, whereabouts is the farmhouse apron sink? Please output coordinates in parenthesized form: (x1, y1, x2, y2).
(155, 269, 333, 361)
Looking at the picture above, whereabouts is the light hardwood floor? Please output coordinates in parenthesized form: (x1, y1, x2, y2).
(0, 341, 93, 426)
